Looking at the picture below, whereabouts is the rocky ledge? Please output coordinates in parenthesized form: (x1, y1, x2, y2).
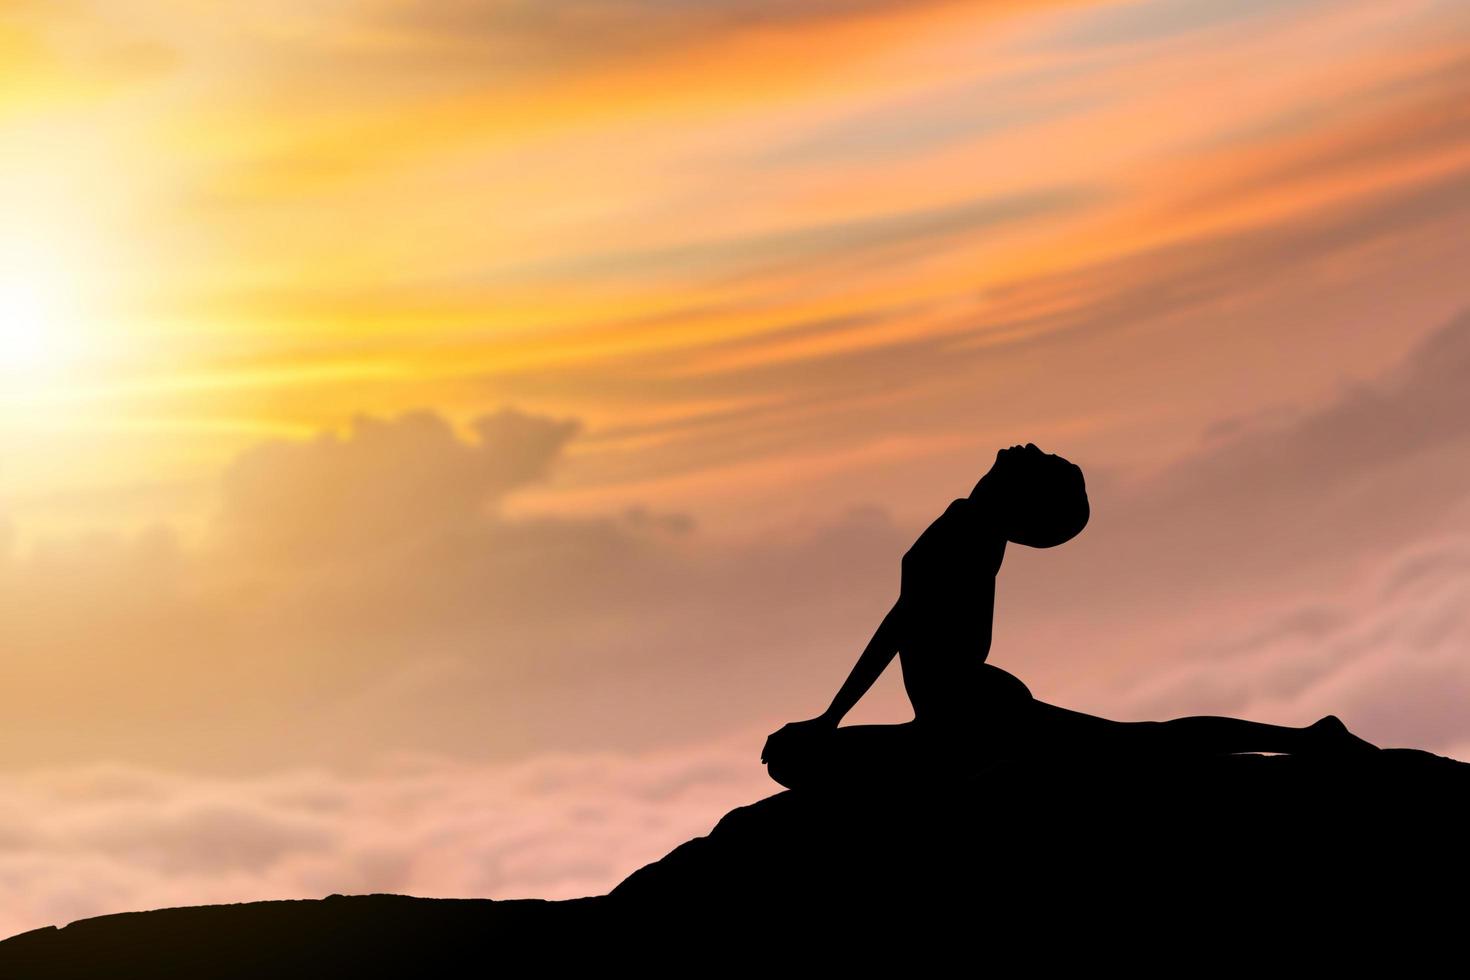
(3, 748, 1466, 974)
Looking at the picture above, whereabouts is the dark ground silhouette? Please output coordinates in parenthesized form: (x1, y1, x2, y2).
(3, 749, 1465, 973)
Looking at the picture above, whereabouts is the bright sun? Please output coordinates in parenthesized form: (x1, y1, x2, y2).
(0, 279, 57, 370)
(0, 257, 72, 377)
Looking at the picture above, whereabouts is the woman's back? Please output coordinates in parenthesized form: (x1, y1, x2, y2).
(898, 497, 1008, 722)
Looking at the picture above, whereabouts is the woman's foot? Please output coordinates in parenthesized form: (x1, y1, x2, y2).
(1304, 715, 1381, 756)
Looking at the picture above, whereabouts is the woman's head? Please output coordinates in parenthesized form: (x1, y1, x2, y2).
(970, 443, 1089, 548)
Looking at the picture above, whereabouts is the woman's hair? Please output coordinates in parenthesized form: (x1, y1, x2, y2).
(979, 448, 1089, 548)
(1017, 459, 1088, 547)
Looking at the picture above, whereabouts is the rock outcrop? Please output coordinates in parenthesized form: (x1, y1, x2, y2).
(4, 748, 1466, 975)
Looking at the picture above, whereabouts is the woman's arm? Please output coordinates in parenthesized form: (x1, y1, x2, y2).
(818, 597, 906, 725)
(761, 598, 907, 765)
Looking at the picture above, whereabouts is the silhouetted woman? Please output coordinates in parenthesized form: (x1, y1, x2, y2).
(761, 443, 1380, 791)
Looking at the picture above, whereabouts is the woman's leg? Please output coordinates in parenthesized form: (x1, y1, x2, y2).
(1024, 701, 1380, 759)
(1147, 712, 1380, 756)
(766, 721, 960, 790)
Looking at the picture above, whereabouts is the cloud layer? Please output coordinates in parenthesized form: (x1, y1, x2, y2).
(0, 726, 776, 940)
(4, 310, 1470, 939)
(5, 311, 1470, 770)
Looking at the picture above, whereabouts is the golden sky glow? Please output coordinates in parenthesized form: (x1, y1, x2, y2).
(0, 0, 1463, 541)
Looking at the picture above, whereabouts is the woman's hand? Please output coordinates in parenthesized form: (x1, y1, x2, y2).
(761, 715, 836, 765)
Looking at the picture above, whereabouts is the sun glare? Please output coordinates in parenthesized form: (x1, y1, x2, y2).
(0, 250, 74, 380)
(0, 278, 57, 371)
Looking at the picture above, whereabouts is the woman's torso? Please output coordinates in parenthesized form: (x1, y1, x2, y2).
(898, 498, 1018, 723)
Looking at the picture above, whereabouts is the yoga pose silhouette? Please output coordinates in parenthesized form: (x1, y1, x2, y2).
(762, 443, 1381, 791)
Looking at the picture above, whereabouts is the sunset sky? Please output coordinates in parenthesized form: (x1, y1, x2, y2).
(2, 0, 1469, 937)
